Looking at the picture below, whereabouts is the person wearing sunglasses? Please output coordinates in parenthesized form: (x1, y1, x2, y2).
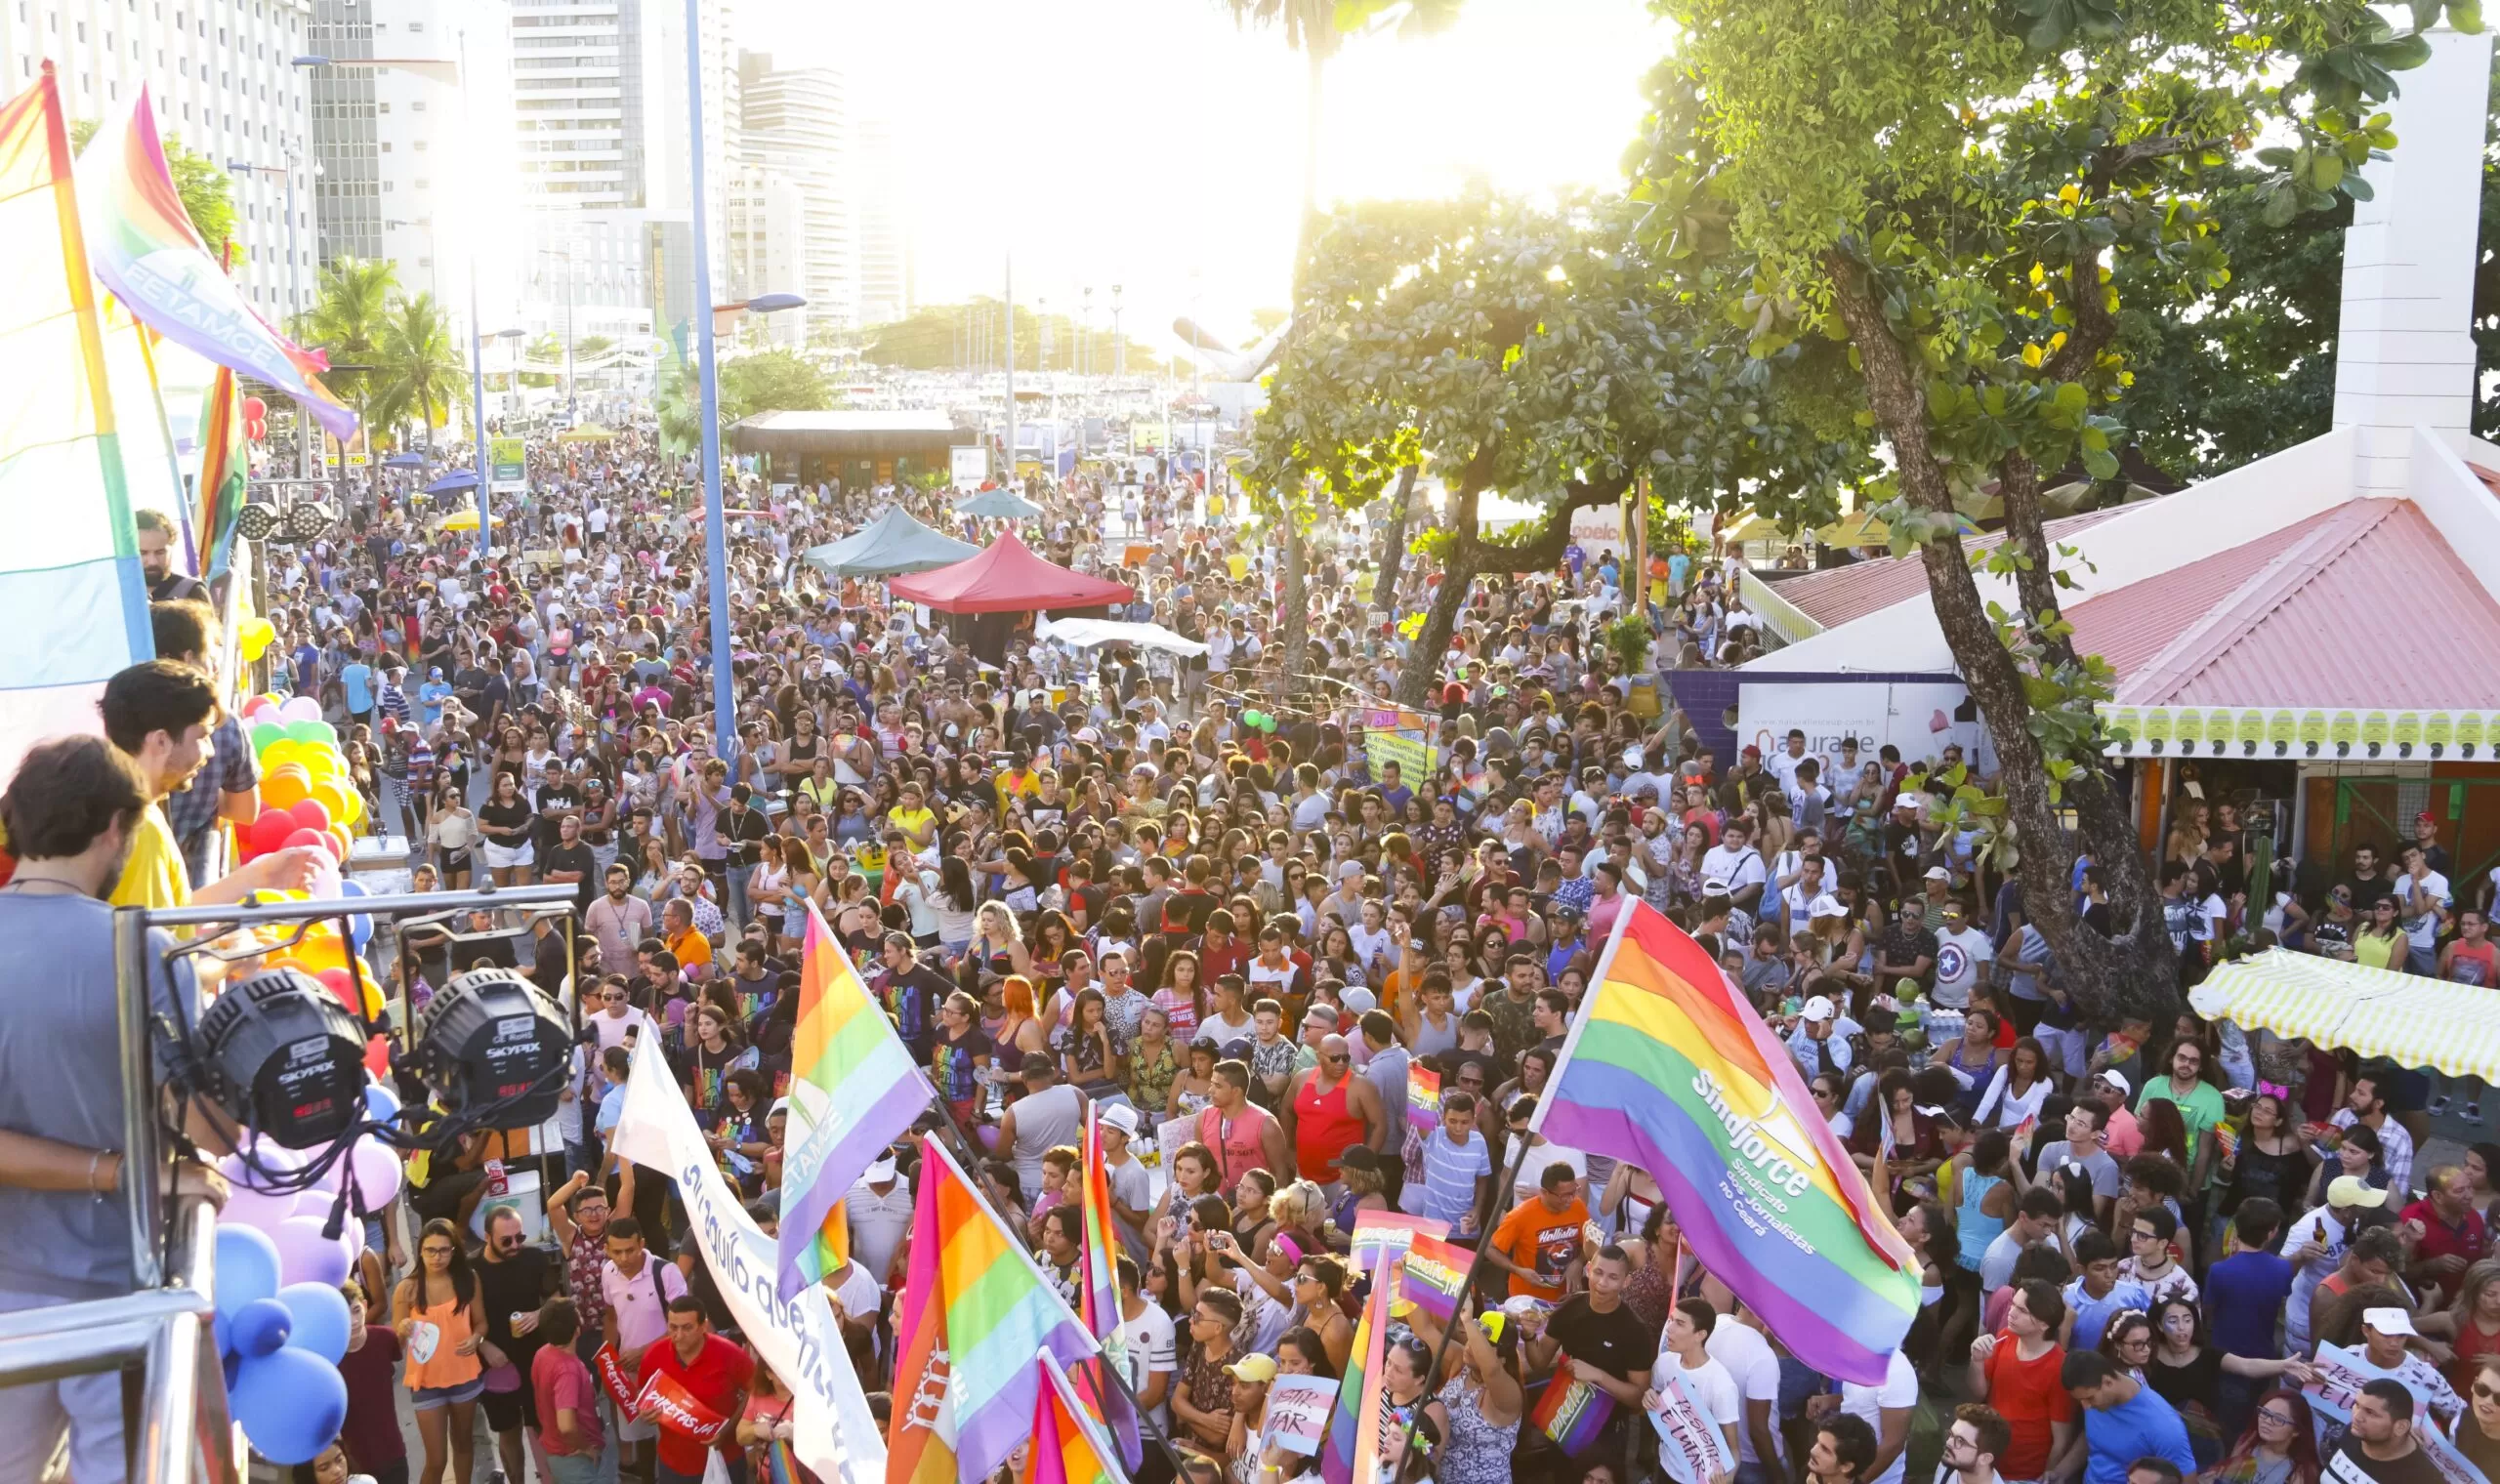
(475, 1203, 555, 1484)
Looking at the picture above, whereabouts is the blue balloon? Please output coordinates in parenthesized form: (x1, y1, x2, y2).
(339, 879, 373, 950)
(213, 1224, 283, 1319)
(362, 1081, 400, 1124)
(229, 1297, 292, 1358)
(274, 1282, 352, 1365)
(229, 1345, 348, 1465)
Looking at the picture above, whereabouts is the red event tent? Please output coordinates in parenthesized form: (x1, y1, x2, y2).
(886, 530, 1135, 614)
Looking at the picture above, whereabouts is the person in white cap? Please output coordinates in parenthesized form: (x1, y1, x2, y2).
(2315, 1309, 2462, 1458)
(1785, 994, 1865, 1084)
(844, 1150, 913, 1292)
(1097, 1104, 1154, 1257)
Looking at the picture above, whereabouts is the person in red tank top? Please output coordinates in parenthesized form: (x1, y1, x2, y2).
(1283, 1034, 1386, 1185)
(1197, 1059, 1288, 1185)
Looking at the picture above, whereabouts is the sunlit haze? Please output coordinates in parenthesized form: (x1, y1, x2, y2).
(737, 0, 1677, 349)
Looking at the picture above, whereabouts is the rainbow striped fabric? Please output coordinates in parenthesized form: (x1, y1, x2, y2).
(1535, 899, 1920, 1383)
(1396, 1231, 1470, 1325)
(890, 1135, 1098, 1484)
(774, 900, 932, 1299)
(1071, 1105, 1141, 1467)
(1322, 1262, 1394, 1484)
(1028, 1350, 1123, 1484)
(0, 65, 151, 786)
(75, 88, 355, 439)
(191, 364, 244, 580)
(1528, 1355, 1617, 1455)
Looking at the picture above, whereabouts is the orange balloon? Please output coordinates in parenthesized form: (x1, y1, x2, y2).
(328, 825, 354, 862)
(262, 767, 312, 811)
(310, 778, 350, 820)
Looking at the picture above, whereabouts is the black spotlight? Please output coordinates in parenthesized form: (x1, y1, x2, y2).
(410, 969, 569, 1126)
(192, 967, 369, 1148)
(234, 501, 280, 542)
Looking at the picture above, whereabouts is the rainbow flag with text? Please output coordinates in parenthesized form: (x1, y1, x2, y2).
(1534, 899, 1919, 1382)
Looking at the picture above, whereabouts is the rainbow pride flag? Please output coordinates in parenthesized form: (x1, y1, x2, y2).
(890, 1135, 1099, 1484)
(0, 64, 151, 787)
(1028, 1350, 1128, 1484)
(75, 89, 356, 440)
(1534, 899, 1920, 1383)
(1529, 1354, 1617, 1454)
(776, 900, 931, 1299)
(1073, 1105, 1142, 1466)
(192, 363, 245, 580)
(1322, 1262, 1394, 1484)
(1396, 1231, 1470, 1325)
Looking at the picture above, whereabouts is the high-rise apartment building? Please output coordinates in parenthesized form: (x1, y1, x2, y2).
(726, 49, 850, 343)
(0, 0, 314, 315)
(853, 112, 910, 326)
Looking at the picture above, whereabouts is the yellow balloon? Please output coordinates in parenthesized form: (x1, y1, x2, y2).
(303, 747, 346, 779)
(237, 618, 276, 663)
(334, 786, 365, 826)
(260, 740, 305, 769)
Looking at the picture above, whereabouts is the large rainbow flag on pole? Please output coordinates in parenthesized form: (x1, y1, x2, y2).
(889, 1134, 1101, 1484)
(1073, 1106, 1144, 1467)
(75, 88, 356, 440)
(1532, 899, 1920, 1382)
(1028, 1349, 1131, 1484)
(776, 900, 932, 1298)
(0, 64, 151, 785)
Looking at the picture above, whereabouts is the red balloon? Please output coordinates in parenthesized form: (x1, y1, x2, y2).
(288, 798, 333, 835)
(242, 396, 267, 420)
(250, 809, 299, 856)
(282, 827, 330, 856)
(363, 1035, 390, 1078)
(316, 968, 357, 1010)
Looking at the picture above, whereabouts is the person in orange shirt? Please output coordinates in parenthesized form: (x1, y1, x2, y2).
(663, 897, 714, 979)
(1489, 1161, 1590, 1301)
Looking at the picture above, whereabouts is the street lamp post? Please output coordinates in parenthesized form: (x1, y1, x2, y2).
(1111, 282, 1124, 379)
(228, 150, 311, 479)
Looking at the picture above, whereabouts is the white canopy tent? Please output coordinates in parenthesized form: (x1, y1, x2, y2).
(1034, 614, 1208, 657)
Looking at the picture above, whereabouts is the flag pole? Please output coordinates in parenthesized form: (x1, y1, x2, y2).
(903, 1132, 1193, 1481)
(1406, 900, 1646, 1422)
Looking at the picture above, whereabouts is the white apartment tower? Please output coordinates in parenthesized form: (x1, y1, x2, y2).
(853, 111, 910, 326)
(0, 0, 314, 316)
(727, 49, 852, 343)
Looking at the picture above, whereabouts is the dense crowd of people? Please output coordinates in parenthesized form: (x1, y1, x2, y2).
(5, 416, 2500, 1484)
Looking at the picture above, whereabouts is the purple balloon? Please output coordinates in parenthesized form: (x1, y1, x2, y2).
(220, 1144, 305, 1196)
(347, 1137, 403, 1207)
(272, 1216, 351, 1288)
(217, 1177, 300, 1236)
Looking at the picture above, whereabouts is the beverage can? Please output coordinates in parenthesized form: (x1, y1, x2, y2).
(483, 1158, 509, 1196)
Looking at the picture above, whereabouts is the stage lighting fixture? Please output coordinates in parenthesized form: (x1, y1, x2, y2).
(408, 969, 569, 1126)
(191, 967, 369, 1149)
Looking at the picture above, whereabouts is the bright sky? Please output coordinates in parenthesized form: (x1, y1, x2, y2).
(735, 0, 1677, 353)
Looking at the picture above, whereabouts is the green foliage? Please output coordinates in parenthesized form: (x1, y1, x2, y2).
(657, 349, 835, 451)
(291, 256, 396, 412)
(71, 119, 237, 255)
(862, 300, 1162, 375)
(368, 294, 464, 450)
(1242, 187, 1863, 534)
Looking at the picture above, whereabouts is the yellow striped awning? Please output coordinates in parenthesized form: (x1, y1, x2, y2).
(2189, 949, 2500, 1081)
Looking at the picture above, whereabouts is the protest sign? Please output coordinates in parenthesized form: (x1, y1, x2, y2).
(1407, 1063, 1442, 1134)
(1397, 1232, 1471, 1325)
(638, 1369, 731, 1445)
(1648, 1369, 1737, 1484)
(1264, 1374, 1338, 1458)
(1349, 1210, 1448, 1274)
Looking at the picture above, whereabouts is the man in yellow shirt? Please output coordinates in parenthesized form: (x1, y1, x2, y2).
(100, 660, 322, 910)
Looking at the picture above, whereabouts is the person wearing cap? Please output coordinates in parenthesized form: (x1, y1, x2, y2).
(1096, 1103, 1154, 1257)
(2092, 1069, 2146, 1160)
(1785, 994, 1865, 1085)
(1219, 1351, 1276, 1463)
(2281, 1176, 2388, 1353)
(843, 1152, 913, 1291)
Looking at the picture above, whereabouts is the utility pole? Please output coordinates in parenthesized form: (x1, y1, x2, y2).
(1004, 254, 1017, 486)
(1111, 283, 1124, 379)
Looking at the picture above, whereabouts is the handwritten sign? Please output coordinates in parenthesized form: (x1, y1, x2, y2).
(1407, 1062, 1443, 1134)
(1649, 1369, 1737, 1484)
(1349, 1210, 1449, 1274)
(2418, 1420, 2492, 1484)
(1264, 1373, 1339, 1458)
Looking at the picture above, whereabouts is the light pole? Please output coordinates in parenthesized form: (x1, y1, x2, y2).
(1111, 282, 1124, 379)
(1004, 255, 1016, 489)
(228, 150, 312, 479)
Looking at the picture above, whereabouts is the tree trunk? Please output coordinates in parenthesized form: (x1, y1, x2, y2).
(1824, 254, 2176, 1029)
(1372, 463, 1420, 608)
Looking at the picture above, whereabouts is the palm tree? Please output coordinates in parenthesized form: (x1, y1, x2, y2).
(293, 256, 396, 486)
(368, 293, 465, 457)
(1223, 0, 1459, 698)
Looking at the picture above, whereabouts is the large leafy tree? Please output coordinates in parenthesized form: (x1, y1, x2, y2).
(657, 348, 833, 449)
(1633, 0, 2468, 1023)
(368, 293, 464, 455)
(1244, 189, 1862, 707)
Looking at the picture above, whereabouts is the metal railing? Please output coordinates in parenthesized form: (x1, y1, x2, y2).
(0, 883, 577, 1484)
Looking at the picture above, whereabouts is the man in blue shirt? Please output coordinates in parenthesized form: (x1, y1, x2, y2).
(417, 667, 453, 728)
(340, 654, 374, 724)
(2062, 1350, 2194, 1484)
(2061, 1230, 2150, 1351)
(2204, 1200, 2297, 1436)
